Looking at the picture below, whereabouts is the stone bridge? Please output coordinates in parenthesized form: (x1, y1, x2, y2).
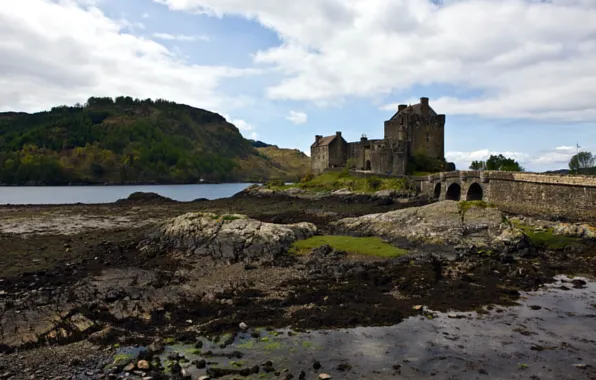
(415, 170, 596, 221)
(418, 170, 488, 201)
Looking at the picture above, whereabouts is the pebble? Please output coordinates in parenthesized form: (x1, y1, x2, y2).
(137, 360, 150, 370)
(123, 363, 134, 372)
(239, 322, 248, 330)
(319, 374, 332, 380)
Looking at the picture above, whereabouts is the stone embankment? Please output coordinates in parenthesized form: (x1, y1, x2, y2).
(237, 184, 421, 205)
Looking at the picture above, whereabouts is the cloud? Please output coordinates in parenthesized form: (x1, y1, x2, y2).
(142, 12, 150, 18)
(446, 145, 595, 171)
(152, 32, 210, 42)
(0, 0, 257, 113)
(446, 149, 530, 169)
(221, 113, 257, 139)
(157, 0, 596, 122)
(286, 110, 308, 124)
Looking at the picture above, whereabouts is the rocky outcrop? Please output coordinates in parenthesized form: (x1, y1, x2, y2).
(0, 269, 176, 351)
(331, 201, 529, 254)
(237, 184, 420, 205)
(116, 192, 176, 204)
(138, 212, 317, 264)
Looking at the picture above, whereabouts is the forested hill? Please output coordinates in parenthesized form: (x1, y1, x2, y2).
(0, 96, 308, 185)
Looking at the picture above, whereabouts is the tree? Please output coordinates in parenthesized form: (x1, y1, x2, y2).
(469, 154, 524, 172)
(569, 151, 595, 174)
(469, 160, 486, 170)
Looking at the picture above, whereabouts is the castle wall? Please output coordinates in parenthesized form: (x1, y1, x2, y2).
(310, 146, 330, 174)
(409, 115, 445, 159)
(328, 138, 347, 168)
(347, 142, 364, 170)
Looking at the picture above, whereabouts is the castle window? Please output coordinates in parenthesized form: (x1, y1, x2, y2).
(426, 132, 430, 142)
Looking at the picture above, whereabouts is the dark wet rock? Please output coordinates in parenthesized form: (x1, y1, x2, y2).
(336, 363, 352, 371)
(313, 361, 322, 370)
(137, 212, 317, 264)
(116, 192, 175, 204)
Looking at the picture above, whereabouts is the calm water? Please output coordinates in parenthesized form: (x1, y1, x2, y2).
(114, 275, 596, 380)
(0, 183, 254, 205)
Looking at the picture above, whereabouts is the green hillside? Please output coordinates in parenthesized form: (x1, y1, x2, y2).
(0, 96, 308, 185)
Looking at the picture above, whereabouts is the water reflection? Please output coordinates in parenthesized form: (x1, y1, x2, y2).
(116, 275, 596, 379)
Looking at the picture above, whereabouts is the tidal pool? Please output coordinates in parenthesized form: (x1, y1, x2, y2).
(114, 275, 596, 379)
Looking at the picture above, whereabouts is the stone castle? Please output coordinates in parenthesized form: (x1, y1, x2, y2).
(311, 97, 446, 175)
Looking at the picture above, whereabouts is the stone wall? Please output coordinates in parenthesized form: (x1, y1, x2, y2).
(422, 170, 596, 221)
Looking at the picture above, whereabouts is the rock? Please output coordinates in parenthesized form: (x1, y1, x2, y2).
(313, 361, 322, 370)
(331, 201, 528, 254)
(116, 192, 175, 204)
(137, 360, 150, 370)
(239, 322, 248, 330)
(123, 363, 135, 372)
(553, 223, 596, 239)
(198, 377, 211, 380)
(138, 212, 317, 264)
(332, 188, 354, 196)
(147, 342, 164, 354)
(319, 374, 332, 380)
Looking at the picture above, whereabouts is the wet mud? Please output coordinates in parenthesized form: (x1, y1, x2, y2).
(0, 192, 595, 379)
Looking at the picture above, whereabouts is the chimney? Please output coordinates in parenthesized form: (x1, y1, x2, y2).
(420, 97, 429, 115)
(336, 131, 342, 138)
(398, 104, 407, 113)
(315, 135, 322, 144)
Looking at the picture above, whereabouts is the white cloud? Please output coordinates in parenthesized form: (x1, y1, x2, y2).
(0, 0, 257, 113)
(286, 110, 308, 125)
(446, 145, 595, 171)
(142, 12, 150, 18)
(446, 149, 530, 170)
(156, 0, 596, 122)
(221, 113, 257, 140)
(152, 32, 210, 42)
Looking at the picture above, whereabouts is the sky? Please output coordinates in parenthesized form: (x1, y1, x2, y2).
(1, 0, 596, 172)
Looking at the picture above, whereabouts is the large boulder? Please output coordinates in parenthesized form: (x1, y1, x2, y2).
(138, 212, 317, 264)
(331, 201, 528, 254)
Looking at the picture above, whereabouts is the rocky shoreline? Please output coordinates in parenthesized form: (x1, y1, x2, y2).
(0, 189, 595, 379)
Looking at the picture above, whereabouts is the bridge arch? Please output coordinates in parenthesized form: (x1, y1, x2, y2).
(433, 182, 441, 199)
(466, 182, 483, 201)
(446, 183, 461, 201)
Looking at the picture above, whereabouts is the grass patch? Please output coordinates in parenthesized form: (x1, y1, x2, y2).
(267, 171, 412, 193)
(290, 235, 407, 257)
(511, 221, 582, 250)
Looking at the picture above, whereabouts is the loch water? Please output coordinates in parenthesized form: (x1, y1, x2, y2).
(0, 183, 254, 205)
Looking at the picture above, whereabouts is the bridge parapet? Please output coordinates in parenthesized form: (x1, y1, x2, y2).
(419, 170, 596, 221)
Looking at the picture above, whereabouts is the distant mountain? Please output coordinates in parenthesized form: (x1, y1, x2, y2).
(0, 96, 308, 185)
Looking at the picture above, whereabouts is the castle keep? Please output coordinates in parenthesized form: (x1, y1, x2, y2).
(311, 97, 446, 175)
